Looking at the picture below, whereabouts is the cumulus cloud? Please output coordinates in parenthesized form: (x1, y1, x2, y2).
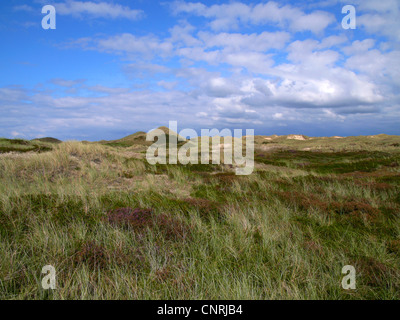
(172, 1, 335, 33)
(2, 0, 399, 139)
(0, 87, 28, 103)
(87, 85, 131, 94)
(345, 47, 400, 90)
(71, 33, 173, 59)
(340, 0, 400, 41)
(318, 35, 348, 49)
(157, 80, 178, 90)
(52, 0, 144, 20)
(342, 39, 376, 55)
(198, 31, 291, 51)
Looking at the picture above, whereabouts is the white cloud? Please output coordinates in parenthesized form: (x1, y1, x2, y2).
(342, 39, 376, 55)
(96, 33, 173, 57)
(345, 0, 400, 41)
(157, 80, 178, 90)
(3, 1, 400, 139)
(318, 35, 348, 49)
(273, 113, 283, 119)
(168, 23, 203, 47)
(355, 0, 398, 12)
(58, 14, 393, 128)
(123, 63, 170, 77)
(13, 5, 35, 12)
(345, 49, 400, 88)
(172, 1, 335, 33)
(0, 87, 28, 103)
(88, 85, 131, 94)
(287, 39, 340, 67)
(53, 0, 144, 20)
(198, 31, 291, 52)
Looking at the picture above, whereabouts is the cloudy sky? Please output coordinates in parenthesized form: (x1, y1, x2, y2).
(0, 0, 399, 140)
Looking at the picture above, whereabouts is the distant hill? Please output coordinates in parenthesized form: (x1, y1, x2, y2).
(31, 137, 62, 144)
(99, 127, 186, 148)
(0, 138, 54, 153)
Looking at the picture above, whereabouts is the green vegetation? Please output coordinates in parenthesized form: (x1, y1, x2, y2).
(0, 134, 399, 299)
(31, 137, 62, 144)
(255, 150, 397, 173)
(0, 138, 54, 153)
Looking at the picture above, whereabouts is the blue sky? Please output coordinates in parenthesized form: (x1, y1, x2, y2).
(0, 0, 399, 140)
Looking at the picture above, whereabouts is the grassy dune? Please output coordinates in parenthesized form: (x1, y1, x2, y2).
(0, 138, 57, 154)
(0, 134, 399, 299)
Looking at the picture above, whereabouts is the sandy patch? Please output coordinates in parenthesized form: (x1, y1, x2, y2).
(287, 135, 306, 140)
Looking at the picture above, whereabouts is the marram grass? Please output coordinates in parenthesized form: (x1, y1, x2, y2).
(0, 136, 399, 300)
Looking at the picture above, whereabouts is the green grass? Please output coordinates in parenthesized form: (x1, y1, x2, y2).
(0, 137, 399, 299)
(255, 150, 399, 174)
(0, 138, 53, 153)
